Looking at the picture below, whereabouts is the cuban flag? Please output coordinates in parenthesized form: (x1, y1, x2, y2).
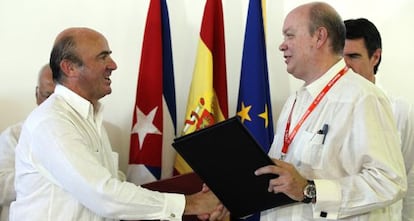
(127, 0, 177, 185)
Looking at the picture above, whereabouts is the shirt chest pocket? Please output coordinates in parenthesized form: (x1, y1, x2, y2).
(292, 130, 325, 170)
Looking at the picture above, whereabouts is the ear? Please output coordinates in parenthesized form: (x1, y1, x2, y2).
(60, 59, 77, 78)
(35, 86, 40, 104)
(315, 27, 328, 48)
(372, 48, 382, 66)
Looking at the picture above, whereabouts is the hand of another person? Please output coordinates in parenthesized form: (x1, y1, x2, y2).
(197, 184, 229, 221)
(206, 204, 229, 221)
(255, 159, 308, 201)
(184, 184, 221, 218)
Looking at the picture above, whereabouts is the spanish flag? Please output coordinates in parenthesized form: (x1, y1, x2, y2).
(174, 0, 228, 174)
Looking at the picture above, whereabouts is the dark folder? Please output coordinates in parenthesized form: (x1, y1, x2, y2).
(141, 172, 203, 194)
(172, 116, 297, 218)
(141, 172, 203, 221)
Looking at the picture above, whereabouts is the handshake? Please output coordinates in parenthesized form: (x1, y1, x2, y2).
(142, 172, 228, 221)
(184, 184, 229, 221)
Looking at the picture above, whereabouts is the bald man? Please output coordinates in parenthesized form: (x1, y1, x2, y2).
(253, 2, 405, 221)
(9, 27, 221, 221)
(35, 64, 55, 105)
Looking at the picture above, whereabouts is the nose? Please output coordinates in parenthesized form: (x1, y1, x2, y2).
(279, 41, 287, 52)
(108, 57, 118, 71)
(343, 56, 351, 67)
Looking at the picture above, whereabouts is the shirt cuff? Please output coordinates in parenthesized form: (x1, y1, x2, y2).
(162, 193, 186, 221)
(312, 179, 341, 219)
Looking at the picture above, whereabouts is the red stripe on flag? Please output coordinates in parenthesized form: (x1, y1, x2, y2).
(175, 0, 228, 174)
(200, 0, 228, 119)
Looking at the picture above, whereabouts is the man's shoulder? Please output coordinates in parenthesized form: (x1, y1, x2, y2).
(334, 72, 386, 99)
(23, 96, 69, 129)
(0, 122, 23, 138)
(389, 95, 412, 108)
(0, 121, 23, 148)
(388, 95, 413, 120)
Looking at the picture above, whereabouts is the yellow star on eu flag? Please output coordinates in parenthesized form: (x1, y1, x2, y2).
(237, 102, 252, 123)
(258, 104, 269, 128)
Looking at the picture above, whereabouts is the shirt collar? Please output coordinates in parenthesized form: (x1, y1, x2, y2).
(303, 59, 347, 99)
(54, 84, 104, 123)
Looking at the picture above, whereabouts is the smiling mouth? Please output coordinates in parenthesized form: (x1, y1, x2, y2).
(284, 56, 291, 63)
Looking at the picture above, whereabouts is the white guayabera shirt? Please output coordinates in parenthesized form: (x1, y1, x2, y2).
(377, 84, 414, 221)
(10, 85, 184, 221)
(261, 60, 407, 221)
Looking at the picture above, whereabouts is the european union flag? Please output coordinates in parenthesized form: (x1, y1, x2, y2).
(236, 0, 274, 152)
(234, 0, 274, 219)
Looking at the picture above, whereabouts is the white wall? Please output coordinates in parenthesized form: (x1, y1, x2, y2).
(1, 0, 413, 173)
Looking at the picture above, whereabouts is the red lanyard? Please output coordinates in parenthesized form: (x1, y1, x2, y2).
(280, 66, 348, 160)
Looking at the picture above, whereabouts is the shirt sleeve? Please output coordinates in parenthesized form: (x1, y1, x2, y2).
(395, 99, 414, 221)
(0, 124, 20, 205)
(312, 93, 407, 219)
(29, 116, 186, 220)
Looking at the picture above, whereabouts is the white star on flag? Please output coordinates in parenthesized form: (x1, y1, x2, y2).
(131, 106, 162, 149)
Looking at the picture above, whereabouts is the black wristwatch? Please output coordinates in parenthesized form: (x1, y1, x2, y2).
(302, 180, 316, 203)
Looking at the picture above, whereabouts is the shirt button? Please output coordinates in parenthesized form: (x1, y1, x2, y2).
(170, 213, 176, 218)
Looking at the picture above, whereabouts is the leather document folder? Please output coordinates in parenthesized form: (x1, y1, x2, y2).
(141, 172, 203, 194)
(141, 172, 203, 221)
(172, 116, 297, 218)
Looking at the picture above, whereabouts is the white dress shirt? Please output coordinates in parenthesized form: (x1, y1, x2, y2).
(10, 85, 185, 221)
(0, 123, 21, 221)
(387, 95, 414, 221)
(261, 60, 407, 221)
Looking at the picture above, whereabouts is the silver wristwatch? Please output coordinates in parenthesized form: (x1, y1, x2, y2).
(302, 180, 316, 203)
